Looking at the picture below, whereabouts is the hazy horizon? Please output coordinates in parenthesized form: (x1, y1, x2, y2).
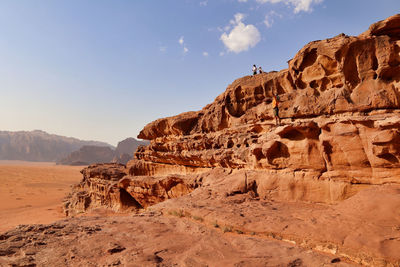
(0, 128, 139, 147)
(1, 0, 399, 146)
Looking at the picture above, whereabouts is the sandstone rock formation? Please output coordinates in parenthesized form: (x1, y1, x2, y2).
(64, 163, 197, 216)
(115, 137, 148, 157)
(6, 14, 400, 267)
(111, 137, 149, 164)
(133, 14, 400, 204)
(57, 145, 115, 166)
(59, 137, 148, 165)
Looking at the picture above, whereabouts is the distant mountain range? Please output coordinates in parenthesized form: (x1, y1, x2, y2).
(0, 130, 148, 164)
(58, 137, 148, 165)
(0, 130, 114, 162)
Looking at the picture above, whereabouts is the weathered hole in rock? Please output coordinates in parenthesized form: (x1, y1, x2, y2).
(248, 180, 259, 197)
(251, 125, 264, 134)
(343, 45, 361, 89)
(120, 188, 143, 209)
(378, 153, 399, 164)
(254, 85, 264, 98)
(358, 120, 374, 128)
(361, 159, 372, 167)
(253, 147, 265, 161)
(295, 76, 307, 90)
(300, 48, 317, 70)
(381, 66, 400, 82)
(213, 143, 221, 149)
(322, 141, 333, 163)
(227, 140, 234, 149)
(372, 54, 379, 71)
(266, 141, 290, 167)
(310, 80, 318, 89)
(279, 128, 305, 141)
(276, 83, 285, 95)
(321, 77, 331, 91)
(171, 115, 199, 136)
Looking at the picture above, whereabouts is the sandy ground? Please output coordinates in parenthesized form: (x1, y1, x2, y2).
(0, 213, 356, 267)
(0, 161, 83, 232)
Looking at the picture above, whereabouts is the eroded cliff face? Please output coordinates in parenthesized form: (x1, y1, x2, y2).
(139, 15, 400, 138)
(130, 14, 400, 203)
(60, 14, 400, 266)
(65, 14, 400, 214)
(64, 163, 197, 216)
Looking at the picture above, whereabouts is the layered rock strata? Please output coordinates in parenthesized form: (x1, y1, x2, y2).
(64, 163, 197, 216)
(130, 14, 400, 203)
(66, 14, 400, 213)
(61, 15, 400, 266)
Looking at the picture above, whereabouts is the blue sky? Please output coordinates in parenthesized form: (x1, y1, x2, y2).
(0, 0, 399, 145)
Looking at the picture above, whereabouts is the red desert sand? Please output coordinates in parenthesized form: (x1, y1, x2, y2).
(0, 161, 82, 232)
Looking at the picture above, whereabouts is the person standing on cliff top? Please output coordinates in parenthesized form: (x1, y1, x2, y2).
(252, 64, 257, 76)
(272, 93, 281, 126)
(258, 66, 263, 74)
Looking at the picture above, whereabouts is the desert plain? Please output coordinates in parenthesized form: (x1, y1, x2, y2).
(0, 161, 82, 232)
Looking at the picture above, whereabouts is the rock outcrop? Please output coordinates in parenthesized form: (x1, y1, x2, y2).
(57, 146, 116, 166)
(115, 137, 148, 157)
(131, 14, 400, 203)
(59, 137, 148, 165)
(112, 137, 150, 164)
(60, 15, 400, 266)
(64, 163, 196, 216)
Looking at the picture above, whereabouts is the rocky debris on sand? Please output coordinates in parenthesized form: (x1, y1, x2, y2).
(0, 214, 356, 267)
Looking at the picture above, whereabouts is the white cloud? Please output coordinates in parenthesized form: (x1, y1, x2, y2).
(238, 0, 248, 2)
(230, 13, 245, 25)
(264, 11, 282, 28)
(203, 51, 209, 57)
(220, 13, 261, 53)
(159, 46, 167, 52)
(264, 15, 273, 28)
(179, 36, 189, 54)
(200, 1, 208, 6)
(256, 0, 323, 13)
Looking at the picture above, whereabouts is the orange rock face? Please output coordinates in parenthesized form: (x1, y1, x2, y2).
(64, 163, 197, 215)
(130, 14, 400, 203)
(60, 15, 400, 266)
(139, 15, 400, 138)
(66, 13, 400, 216)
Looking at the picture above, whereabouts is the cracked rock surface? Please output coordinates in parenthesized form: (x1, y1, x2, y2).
(0, 212, 356, 267)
